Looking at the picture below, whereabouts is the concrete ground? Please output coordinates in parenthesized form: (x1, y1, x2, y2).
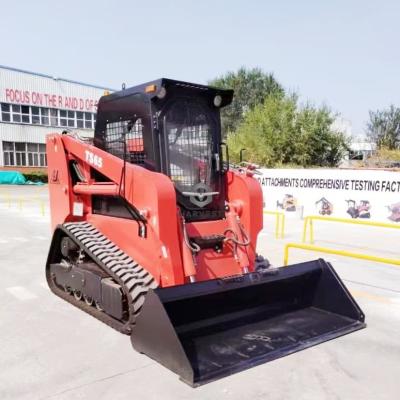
(0, 185, 399, 400)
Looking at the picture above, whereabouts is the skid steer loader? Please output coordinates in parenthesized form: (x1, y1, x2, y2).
(46, 79, 365, 386)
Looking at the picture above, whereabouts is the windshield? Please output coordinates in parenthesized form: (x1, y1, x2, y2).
(164, 99, 216, 192)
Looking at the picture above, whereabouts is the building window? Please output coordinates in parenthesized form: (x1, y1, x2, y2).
(9, 105, 31, 123)
(59, 110, 76, 127)
(31, 107, 40, 125)
(59, 110, 67, 127)
(0, 102, 96, 130)
(27, 143, 39, 166)
(39, 144, 47, 166)
(1, 104, 11, 122)
(76, 111, 84, 128)
(21, 106, 30, 123)
(11, 105, 22, 122)
(3, 141, 14, 166)
(41, 108, 50, 125)
(2, 141, 47, 167)
(15, 142, 27, 165)
(50, 108, 58, 126)
(84, 112, 93, 128)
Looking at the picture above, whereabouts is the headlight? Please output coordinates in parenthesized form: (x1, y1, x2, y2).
(157, 86, 167, 99)
(213, 95, 222, 107)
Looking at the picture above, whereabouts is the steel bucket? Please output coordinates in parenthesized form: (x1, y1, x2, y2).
(131, 259, 366, 386)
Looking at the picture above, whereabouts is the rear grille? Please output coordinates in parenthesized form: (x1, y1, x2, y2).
(105, 119, 146, 165)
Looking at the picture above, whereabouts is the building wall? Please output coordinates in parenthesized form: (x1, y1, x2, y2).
(0, 66, 110, 112)
(0, 65, 113, 170)
(0, 165, 47, 173)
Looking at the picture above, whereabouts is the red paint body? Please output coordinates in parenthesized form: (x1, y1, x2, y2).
(46, 133, 263, 287)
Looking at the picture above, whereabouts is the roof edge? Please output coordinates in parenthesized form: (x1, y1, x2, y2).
(0, 64, 116, 92)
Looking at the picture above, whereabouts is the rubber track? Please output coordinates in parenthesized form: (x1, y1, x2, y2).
(46, 221, 158, 335)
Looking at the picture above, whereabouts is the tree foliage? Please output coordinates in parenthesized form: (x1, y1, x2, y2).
(366, 105, 400, 149)
(227, 94, 349, 167)
(209, 67, 284, 134)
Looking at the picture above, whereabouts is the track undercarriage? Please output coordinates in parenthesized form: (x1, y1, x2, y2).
(46, 222, 157, 334)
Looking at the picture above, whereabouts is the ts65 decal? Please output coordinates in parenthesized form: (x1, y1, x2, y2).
(85, 150, 103, 168)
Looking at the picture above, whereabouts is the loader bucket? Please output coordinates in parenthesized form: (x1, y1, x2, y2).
(131, 259, 365, 386)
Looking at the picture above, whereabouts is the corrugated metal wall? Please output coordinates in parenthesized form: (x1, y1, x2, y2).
(0, 124, 58, 142)
(0, 66, 110, 106)
(0, 66, 110, 168)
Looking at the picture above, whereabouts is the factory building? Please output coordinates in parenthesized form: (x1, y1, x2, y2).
(0, 65, 113, 171)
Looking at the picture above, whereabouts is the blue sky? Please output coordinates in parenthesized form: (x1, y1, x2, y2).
(1, 0, 399, 134)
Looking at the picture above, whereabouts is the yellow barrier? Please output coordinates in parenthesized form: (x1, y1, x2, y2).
(40, 200, 45, 216)
(263, 210, 285, 239)
(0, 192, 14, 208)
(0, 192, 12, 208)
(284, 242, 400, 268)
(0, 193, 46, 216)
(302, 215, 400, 244)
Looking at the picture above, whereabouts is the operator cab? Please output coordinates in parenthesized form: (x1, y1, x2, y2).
(94, 79, 233, 222)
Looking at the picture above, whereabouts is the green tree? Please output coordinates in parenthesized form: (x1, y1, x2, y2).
(209, 67, 284, 135)
(227, 94, 348, 167)
(367, 105, 400, 149)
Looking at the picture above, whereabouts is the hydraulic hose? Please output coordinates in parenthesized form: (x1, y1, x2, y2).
(224, 223, 250, 247)
(182, 220, 201, 253)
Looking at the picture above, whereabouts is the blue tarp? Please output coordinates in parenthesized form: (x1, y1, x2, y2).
(0, 171, 26, 184)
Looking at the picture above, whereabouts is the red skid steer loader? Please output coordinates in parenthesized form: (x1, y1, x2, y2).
(46, 79, 365, 386)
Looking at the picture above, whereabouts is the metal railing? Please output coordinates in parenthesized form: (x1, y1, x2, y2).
(284, 242, 400, 268)
(302, 215, 400, 244)
(263, 210, 285, 239)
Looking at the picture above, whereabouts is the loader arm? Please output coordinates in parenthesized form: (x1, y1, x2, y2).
(47, 133, 185, 286)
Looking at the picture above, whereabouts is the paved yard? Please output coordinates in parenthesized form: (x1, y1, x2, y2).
(0, 185, 399, 400)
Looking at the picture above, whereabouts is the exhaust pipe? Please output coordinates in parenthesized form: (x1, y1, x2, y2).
(131, 259, 365, 386)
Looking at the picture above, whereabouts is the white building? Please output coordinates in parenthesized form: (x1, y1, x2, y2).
(349, 135, 376, 159)
(332, 116, 353, 138)
(0, 65, 113, 171)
